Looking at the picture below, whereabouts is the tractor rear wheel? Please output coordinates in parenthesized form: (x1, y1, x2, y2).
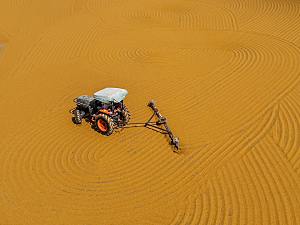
(121, 109, 130, 125)
(73, 109, 82, 124)
(95, 113, 114, 136)
(121, 105, 130, 125)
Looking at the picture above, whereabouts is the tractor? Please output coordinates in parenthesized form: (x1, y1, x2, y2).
(71, 88, 130, 135)
(71, 87, 180, 150)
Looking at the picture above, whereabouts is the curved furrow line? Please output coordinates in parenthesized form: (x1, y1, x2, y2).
(221, 4, 239, 31)
(240, 158, 263, 224)
(224, 35, 299, 105)
(182, 31, 299, 109)
(89, 45, 221, 70)
(243, 151, 272, 224)
(180, 2, 238, 31)
(173, 114, 268, 188)
(264, 134, 300, 201)
(90, 145, 215, 205)
(176, 37, 256, 93)
(221, 166, 241, 225)
(179, 195, 198, 225)
(178, 35, 298, 139)
(9, 38, 53, 75)
(4, 35, 45, 78)
(44, 131, 179, 198)
(7, 0, 31, 7)
(255, 143, 289, 224)
(277, 101, 294, 153)
(194, 105, 276, 183)
(122, 144, 212, 189)
(188, 196, 203, 225)
(0, 132, 62, 213)
(69, 0, 89, 14)
(213, 172, 226, 225)
(123, 9, 176, 28)
(95, 152, 193, 197)
(280, 97, 299, 162)
(206, 180, 220, 225)
(17, 126, 91, 195)
(117, 47, 167, 65)
(85, 0, 128, 14)
(257, 139, 299, 224)
(274, 2, 300, 43)
(215, 169, 233, 225)
(89, 48, 130, 65)
(167, 33, 298, 128)
(0, 144, 42, 219)
(52, 153, 104, 195)
(159, 46, 252, 122)
(131, 148, 232, 200)
(168, 210, 183, 225)
(235, 160, 256, 224)
(271, 103, 281, 144)
(86, 0, 111, 11)
(197, 189, 211, 225)
(36, 147, 145, 211)
(121, 1, 238, 31)
(228, 163, 249, 224)
(47, 18, 103, 62)
(283, 94, 300, 166)
(8, 17, 104, 78)
(54, 131, 128, 176)
(276, 101, 295, 156)
(54, 139, 101, 183)
(287, 91, 300, 174)
(195, 46, 258, 100)
(168, 198, 189, 225)
(249, 148, 280, 224)
(35, 139, 89, 196)
(17, 34, 73, 74)
(240, 1, 300, 43)
(36, 2, 85, 29)
(136, 50, 233, 104)
(293, 158, 300, 176)
(223, 0, 268, 26)
(3, 119, 111, 199)
(187, 107, 276, 187)
(277, 101, 290, 150)
(179, 12, 235, 31)
(223, 0, 243, 11)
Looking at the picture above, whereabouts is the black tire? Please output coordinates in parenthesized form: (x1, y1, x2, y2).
(95, 113, 114, 136)
(73, 109, 82, 124)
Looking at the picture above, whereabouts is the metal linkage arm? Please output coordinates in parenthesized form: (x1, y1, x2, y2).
(147, 100, 180, 150)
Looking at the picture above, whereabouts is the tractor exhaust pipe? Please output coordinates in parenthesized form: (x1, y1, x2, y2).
(147, 100, 180, 150)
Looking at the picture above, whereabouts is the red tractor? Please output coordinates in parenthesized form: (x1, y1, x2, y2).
(71, 88, 130, 135)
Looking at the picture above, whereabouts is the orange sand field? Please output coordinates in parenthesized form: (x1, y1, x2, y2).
(0, 0, 300, 224)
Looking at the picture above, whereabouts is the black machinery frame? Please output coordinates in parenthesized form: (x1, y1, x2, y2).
(123, 100, 180, 151)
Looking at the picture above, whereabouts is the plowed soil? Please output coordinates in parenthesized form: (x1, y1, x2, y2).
(0, 0, 300, 224)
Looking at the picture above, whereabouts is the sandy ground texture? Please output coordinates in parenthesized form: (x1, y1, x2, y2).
(0, 0, 300, 224)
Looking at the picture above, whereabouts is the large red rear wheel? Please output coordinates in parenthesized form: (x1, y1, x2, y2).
(95, 113, 114, 136)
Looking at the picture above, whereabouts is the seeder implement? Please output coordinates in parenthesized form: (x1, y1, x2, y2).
(146, 100, 180, 150)
(124, 100, 180, 151)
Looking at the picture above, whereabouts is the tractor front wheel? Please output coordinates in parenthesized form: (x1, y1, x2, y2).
(73, 109, 82, 124)
(95, 113, 114, 136)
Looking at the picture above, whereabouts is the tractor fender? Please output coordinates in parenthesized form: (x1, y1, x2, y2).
(98, 109, 111, 116)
